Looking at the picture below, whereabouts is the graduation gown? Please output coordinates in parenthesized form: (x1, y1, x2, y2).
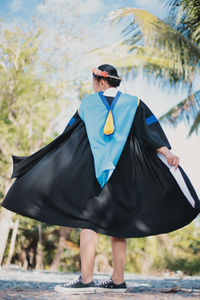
(2, 91, 200, 238)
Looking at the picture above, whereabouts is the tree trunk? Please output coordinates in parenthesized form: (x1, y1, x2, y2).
(5, 217, 19, 268)
(35, 222, 43, 270)
(49, 227, 71, 271)
(0, 178, 15, 265)
(0, 208, 13, 265)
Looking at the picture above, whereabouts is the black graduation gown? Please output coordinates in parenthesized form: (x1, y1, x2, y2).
(2, 97, 200, 238)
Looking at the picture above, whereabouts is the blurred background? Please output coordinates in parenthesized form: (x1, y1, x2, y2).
(0, 0, 200, 276)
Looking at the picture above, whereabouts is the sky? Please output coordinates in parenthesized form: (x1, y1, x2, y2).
(0, 0, 199, 195)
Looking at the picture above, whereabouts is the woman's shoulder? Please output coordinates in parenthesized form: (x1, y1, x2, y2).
(133, 98, 155, 123)
(122, 92, 145, 105)
(136, 98, 152, 112)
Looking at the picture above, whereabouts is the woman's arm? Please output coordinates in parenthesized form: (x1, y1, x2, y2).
(134, 100, 172, 151)
(156, 146, 180, 169)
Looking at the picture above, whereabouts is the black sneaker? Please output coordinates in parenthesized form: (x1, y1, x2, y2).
(54, 275, 95, 294)
(95, 277, 127, 293)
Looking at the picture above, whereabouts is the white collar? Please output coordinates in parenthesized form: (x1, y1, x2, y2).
(103, 87, 118, 97)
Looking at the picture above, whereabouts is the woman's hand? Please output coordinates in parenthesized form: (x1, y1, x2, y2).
(156, 146, 180, 170)
(165, 151, 180, 169)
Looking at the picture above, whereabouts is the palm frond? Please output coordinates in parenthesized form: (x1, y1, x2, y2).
(83, 40, 198, 89)
(106, 7, 200, 84)
(189, 111, 200, 135)
(162, 0, 200, 44)
(159, 90, 200, 135)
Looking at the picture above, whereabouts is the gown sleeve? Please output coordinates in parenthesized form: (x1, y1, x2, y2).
(134, 100, 171, 150)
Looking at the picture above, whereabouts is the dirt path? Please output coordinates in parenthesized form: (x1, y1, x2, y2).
(0, 266, 200, 299)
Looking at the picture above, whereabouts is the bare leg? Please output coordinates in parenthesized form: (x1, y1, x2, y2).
(110, 236, 126, 284)
(80, 228, 98, 283)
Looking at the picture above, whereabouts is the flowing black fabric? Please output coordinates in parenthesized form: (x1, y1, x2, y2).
(2, 99, 200, 238)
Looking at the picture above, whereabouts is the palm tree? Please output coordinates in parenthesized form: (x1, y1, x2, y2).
(85, 0, 200, 135)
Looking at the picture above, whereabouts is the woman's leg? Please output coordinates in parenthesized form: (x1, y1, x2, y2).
(80, 228, 98, 283)
(110, 236, 127, 284)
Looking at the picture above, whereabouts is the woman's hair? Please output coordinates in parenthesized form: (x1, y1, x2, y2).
(92, 64, 121, 87)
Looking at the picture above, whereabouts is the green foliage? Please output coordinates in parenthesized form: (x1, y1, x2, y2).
(123, 221, 200, 275)
(4, 214, 200, 274)
(151, 222, 200, 275)
(0, 25, 65, 201)
(0, 22, 76, 270)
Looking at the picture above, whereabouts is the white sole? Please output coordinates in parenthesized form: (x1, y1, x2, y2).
(95, 287, 127, 293)
(54, 285, 95, 294)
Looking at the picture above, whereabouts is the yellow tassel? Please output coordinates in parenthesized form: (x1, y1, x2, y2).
(103, 110, 115, 135)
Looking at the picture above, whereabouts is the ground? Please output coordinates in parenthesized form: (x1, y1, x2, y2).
(0, 266, 200, 299)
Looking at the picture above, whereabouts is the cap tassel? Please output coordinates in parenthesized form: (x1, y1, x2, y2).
(103, 110, 115, 135)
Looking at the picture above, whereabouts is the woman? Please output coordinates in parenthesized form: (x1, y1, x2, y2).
(2, 64, 200, 294)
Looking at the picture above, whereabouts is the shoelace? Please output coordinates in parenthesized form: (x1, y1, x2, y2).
(63, 275, 81, 287)
(96, 277, 112, 287)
